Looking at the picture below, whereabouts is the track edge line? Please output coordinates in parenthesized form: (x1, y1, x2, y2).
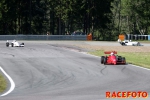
(0, 66, 15, 97)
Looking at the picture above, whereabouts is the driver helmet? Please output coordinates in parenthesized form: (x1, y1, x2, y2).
(111, 52, 114, 55)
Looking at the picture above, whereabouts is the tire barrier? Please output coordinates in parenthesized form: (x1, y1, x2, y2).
(119, 35, 125, 41)
(87, 33, 92, 41)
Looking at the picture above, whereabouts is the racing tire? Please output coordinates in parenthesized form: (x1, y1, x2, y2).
(118, 56, 122, 60)
(11, 43, 14, 47)
(101, 56, 104, 64)
(137, 42, 140, 46)
(116, 55, 119, 60)
(122, 57, 126, 64)
(103, 57, 107, 65)
(6, 42, 9, 47)
(121, 42, 125, 46)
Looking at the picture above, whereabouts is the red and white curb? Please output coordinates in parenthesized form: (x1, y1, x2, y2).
(0, 66, 15, 97)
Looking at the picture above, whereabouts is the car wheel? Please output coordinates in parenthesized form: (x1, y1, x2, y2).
(101, 56, 104, 64)
(6, 42, 9, 47)
(121, 42, 125, 46)
(122, 57, 126, 64)
(116, 55, 119, 60)
(118, 56, 121, 60)
(103, 57, 107, 65)
(137, 42, 140, 46)
(11, 43, 14, 47)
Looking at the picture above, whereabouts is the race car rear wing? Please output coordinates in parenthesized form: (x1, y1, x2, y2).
(104, 51, 117, 54)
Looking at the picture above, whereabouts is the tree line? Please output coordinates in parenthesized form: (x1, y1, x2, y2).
(0, 0, 150, 40)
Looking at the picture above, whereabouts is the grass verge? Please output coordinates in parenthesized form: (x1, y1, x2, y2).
(89, 50, 150, 69)
(0, 73, 7, 93)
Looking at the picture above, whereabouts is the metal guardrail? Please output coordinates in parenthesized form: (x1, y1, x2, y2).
(0, 35, 87, 40)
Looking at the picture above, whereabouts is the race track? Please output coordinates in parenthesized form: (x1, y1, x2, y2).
(0, 41, 150, 100)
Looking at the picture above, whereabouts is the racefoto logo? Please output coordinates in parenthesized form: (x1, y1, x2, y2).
(106, 91, 148, 98)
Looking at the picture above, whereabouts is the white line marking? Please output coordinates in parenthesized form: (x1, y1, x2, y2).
(0, 66, 15, 97)
(130, 64, 150, 71)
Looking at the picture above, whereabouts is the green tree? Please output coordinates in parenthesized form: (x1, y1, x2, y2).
(112, 0, 150, 35)
(0, 0, 114, 39)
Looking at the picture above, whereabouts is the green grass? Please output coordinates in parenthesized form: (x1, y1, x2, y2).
(0, 73, 7, 93)
(89, 50, 150, 69)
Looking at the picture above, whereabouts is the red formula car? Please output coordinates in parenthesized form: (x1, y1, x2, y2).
(101, 51, 126, 65)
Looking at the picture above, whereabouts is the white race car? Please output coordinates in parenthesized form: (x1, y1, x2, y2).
(6, 40, 24, 47)
(118, 39, 141, 46)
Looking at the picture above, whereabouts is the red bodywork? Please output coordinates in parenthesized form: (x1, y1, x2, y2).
(106, 55, 117, 65)
(104, 51, 117, 54)
(101, 51, 126, 65)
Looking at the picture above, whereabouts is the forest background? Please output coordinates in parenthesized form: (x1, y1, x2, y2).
(0, 0, 150, 40)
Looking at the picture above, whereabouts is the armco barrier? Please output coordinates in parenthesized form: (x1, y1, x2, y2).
(0, 35, 87, 40)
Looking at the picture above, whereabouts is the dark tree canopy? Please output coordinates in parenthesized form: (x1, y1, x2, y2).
(0, 0, 149, 40)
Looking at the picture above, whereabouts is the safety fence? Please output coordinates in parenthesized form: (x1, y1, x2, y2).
(0, 35, 89, 40)
(119, 34, 150, 41)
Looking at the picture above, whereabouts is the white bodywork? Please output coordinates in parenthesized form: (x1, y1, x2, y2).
(118, 39, 141, 46)
(6, 40, 24, 47)
(12, 40, 20, 47)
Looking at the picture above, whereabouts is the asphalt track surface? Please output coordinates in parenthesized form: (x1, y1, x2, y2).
(0, 41, 150, 100)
